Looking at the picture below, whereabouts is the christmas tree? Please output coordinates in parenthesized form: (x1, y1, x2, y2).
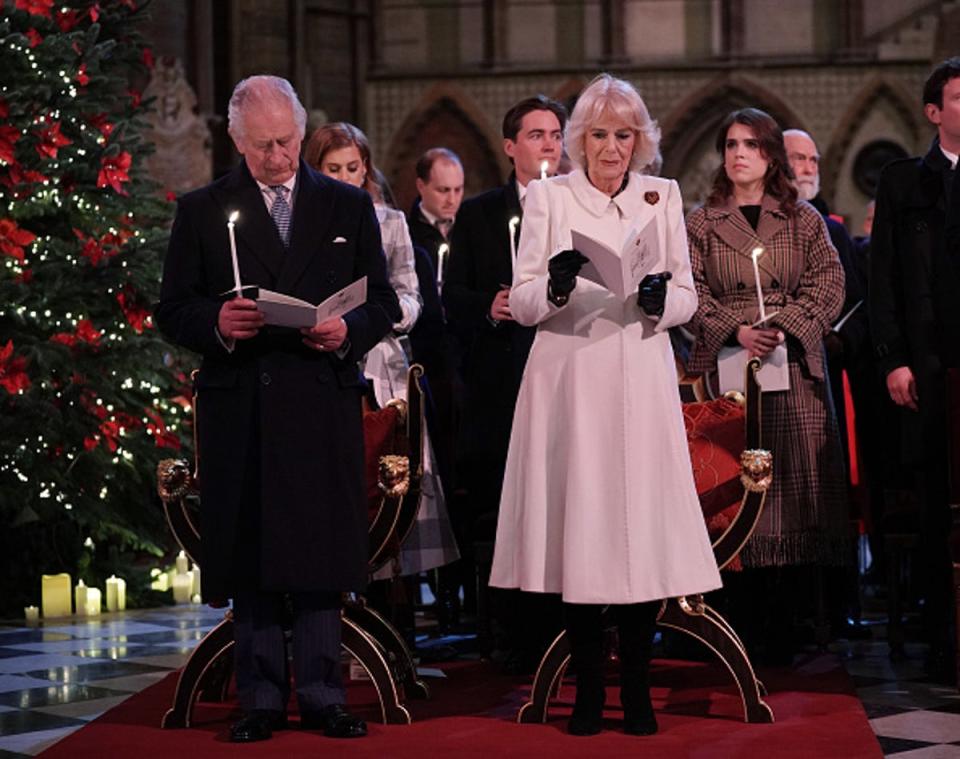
(0, 0, 187, 615)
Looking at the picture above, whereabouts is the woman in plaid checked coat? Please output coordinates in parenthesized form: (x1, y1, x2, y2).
(685, 109, 850, 655)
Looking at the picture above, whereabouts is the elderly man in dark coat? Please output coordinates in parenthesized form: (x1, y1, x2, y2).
(870, 57, 960, 679)
(155, 75, 399, 741)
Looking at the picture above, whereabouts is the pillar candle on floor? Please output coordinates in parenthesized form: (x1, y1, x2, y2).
(105, 575, 126, 612)
(85, 587, 101, 616)
(75, 579, 88, 617)
(41, 573, 72, 618)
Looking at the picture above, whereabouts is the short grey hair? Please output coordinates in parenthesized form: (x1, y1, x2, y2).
(565, 74, 661, 174)
(227, 75, 308, 140)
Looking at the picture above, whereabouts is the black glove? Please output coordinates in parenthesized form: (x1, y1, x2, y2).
(547, 249, 589, 306)
(637, 271, 672, 317)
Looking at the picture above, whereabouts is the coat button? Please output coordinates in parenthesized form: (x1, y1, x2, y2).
(260, 373, 271, 386)
(771, 279, 780, 289)
(736, 282, 745, 290)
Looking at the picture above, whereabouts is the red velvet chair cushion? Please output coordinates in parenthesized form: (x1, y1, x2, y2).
(683, 398, 746, 550)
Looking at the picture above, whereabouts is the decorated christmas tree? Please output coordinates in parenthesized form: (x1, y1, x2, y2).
(0, 0, 188, 615)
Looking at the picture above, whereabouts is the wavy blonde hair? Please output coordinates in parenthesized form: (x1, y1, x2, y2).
(565, 74, 661, 174)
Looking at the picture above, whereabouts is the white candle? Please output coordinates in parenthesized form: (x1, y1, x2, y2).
(24, 605, 39, 623)
(508, 216, 520, 274)
(436, 243, 449, 289)
(84, 587, 101, 616)
(227, 211, 242, 294)
(175, 550, 189, 575)
(540, 160, 548, 180)
(41, 573, 72, 618)
(105, 575, 126, 612)
(190, 563, 201, 600)
(149, 567, 169, 592)
(750, 247, 767, 323)
(172, 573, 192, 604)
(74, 579, 88, 616)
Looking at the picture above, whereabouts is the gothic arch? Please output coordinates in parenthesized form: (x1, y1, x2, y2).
(383, 83, 504, 213)
(659, 74, 807, 182)
(819, 76, 924, 201)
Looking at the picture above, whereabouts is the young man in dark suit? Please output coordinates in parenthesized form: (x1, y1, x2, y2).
(443, 95, 567, 671)
(870, 57, 960, 679)
(156, 75, 399, 741)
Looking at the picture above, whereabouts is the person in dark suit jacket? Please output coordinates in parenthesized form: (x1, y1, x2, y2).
(870, 57, 960, 677)
(155, 75, 399, 741)
(443, 95, 567, 670)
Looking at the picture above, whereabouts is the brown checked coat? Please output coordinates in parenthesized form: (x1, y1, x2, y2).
(685, 195, 850, 566)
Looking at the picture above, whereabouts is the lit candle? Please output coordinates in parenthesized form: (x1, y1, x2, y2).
(74, 579, 88, 617)
(508, 215, 520, 273)
(41, 573, 72, 618)
(84, 587, 101, 616)
(24, 605, 39, 623)
(172, 573, 192, 604)
(436, 243, 449, 289)
(105, 575, 126, 612)
(190, 563, 201, 600)
(227, 210, 242, 294)
(540, 160, 548, 180)
(175, 550, 189, 575)
(750, 246, 767, 323)
(149, 567, 169, 592)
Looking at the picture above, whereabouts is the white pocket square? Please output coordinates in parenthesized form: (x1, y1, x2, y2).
(333, 236, 347, 243)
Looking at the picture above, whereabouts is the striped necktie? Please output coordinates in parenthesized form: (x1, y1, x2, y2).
(270, 184, 291, 248)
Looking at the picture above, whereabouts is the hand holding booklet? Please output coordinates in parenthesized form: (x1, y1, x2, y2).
(249, 277, 367, 329)
(568, 215, 659, 300)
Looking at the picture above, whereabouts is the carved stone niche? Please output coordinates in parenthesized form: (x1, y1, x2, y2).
(143, 57, 213, 195)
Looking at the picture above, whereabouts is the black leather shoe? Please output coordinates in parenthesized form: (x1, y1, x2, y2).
(229, 710, 286, 742)
(568, 711, 602, 736)
(301, 704, 367, 738)
(623, 709, 658, 736)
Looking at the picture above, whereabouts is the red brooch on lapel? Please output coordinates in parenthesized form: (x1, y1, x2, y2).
(644, 191, 660, 205)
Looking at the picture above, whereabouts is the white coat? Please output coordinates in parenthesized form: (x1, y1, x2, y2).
(489, 169, 722, 604)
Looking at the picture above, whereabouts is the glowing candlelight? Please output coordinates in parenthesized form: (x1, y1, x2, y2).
(24, 605, 39, 624)
(105, 575, 126, 612)
(227, 211, 241, 295)
(540, 160, 548, 180)
(437, 243, 449, 289)
(508, 215, 520, 273)
(750, 247, 766, 323)
(41, 573, 72, 618)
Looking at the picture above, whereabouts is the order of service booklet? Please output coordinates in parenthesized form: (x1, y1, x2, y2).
(568, 215, 659, 300)
(253, 277, 368, 328)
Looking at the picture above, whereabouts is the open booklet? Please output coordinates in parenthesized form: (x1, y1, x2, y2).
(718, 343, 789, 393)
(221, 277, 367, 329)
(569, 215, 659, 300)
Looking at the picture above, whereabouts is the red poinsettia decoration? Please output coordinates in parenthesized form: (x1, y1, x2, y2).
(96, 152, 131, 195)
(14, 0, 53, 18)
(86, 113, 114, 139)
(0, 99, 8, 119)
(146, 409, 180, 450)
(51, 318, 102, 348)
(75, 63, 89, 87)
(1, 165, 49, 194)
(127, 89, 141, 109)
(73, 228, 123, 266)
(0, 125, 20, 164)
(0, 218, 36, 262)
(25, 28, 42, 47)
(55, 7, 81, 32)
(142, 47, 155, 69)
(36, 120, 71, 160)
(116, 289, 152, 333)
(13, 268, 33, 284)
(89, 3, 99, 22)
(0, 340, 31, 394)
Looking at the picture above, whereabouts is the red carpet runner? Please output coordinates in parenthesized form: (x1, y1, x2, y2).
(40, 653, 881, 758)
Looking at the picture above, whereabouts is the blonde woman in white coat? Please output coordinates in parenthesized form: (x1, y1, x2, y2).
(489, 74, 721, 737)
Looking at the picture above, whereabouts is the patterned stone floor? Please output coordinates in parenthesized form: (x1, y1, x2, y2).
(0, 605, 958, 756)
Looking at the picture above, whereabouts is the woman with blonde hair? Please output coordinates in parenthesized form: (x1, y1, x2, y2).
(489, 74, 721, 736)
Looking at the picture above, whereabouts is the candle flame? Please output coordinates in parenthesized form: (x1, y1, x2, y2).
(540, 160, 548, 179)
(228, 211, 239, 224)
(509, 215, 520, 230)
(438, 243, 449, 256)
(751, 246, 763, 261)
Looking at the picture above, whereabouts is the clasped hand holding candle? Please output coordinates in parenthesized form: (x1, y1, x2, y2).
(738, 246, 784, 358)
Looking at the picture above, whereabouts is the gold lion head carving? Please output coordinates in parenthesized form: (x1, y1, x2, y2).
(156, 458, 194, 502)
(740, 449, 773, 493)
(378, 454, 410, 498)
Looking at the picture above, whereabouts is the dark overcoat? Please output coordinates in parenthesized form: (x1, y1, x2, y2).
(870, 140, 960, 467)
(444, 178, 535, 464)
(155, 160, 399, 598)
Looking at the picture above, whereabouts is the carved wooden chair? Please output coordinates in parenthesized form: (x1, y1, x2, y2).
(156, 365, 430, 728)
(517, 358, 775, 725)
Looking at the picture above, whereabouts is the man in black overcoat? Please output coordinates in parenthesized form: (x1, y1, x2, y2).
(155, 75, 399, 740)
(443, 95, 567, 670)
(870, 57, 960, 677)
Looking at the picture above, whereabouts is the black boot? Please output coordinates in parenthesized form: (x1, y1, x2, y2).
(564, 603, 605, 736)
(617, 601, 659, 736)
